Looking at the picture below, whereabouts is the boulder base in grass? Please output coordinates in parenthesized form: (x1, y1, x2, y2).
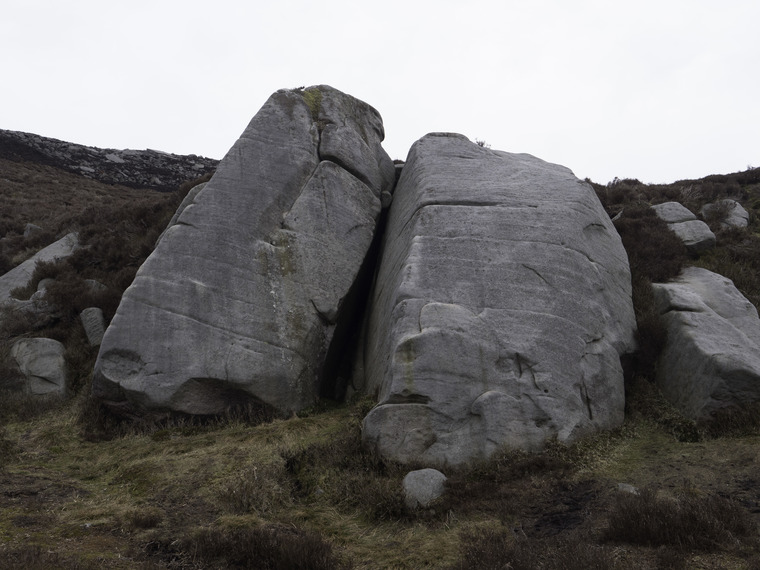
(653, 266, 760, 420)
(11, 338, 67, 396)
(701, 199, 750, 229)
(92, 86, 394, 417)
(360, 133, 637, 467)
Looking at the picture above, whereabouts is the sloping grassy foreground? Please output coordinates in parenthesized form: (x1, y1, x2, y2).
(1, 389, 759, 569)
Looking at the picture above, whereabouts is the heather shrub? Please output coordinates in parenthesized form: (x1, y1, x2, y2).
(450, 529, 626, 570)
(0, 545, 93, 570)
(219, 462, 291, 516)
(613, 205, 688, 284)
(604, 486, 756, 551)
(123, 506, 164, 530)
(282, 417, 408, 521)
(184, 525, 349, 569)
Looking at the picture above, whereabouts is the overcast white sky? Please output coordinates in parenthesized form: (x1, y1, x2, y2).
(2, 0, 758, 184)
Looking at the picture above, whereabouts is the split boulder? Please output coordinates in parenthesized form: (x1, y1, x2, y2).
(652, 266, 760, 419)
(360, 133, 637, 467)
(651, 202, 715, 255)
(92, 86, 395, 416)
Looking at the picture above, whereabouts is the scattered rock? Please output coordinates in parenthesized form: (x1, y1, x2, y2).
(23, 223, 43, 239)
(84, 279, 107, 293)
(653, 266, 760, 419)
(701, 199, 750, 229)
(11, 338, 67, 396)
(93, 85, 395, 416)
(403, 468, 447, 509)
(617, 483, 639, 495)
(0, 232, 78, 304)
(361, 133, 637, 467)
(651, 202, 715, 255)
(80, 307, 105, 347)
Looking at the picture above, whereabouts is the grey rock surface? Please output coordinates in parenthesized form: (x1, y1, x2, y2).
(0, 232, 78, 303)
(701, 199, 750, 229)
(156, 182, 208, 245)
(360, 133, 637, 467)
(403, 468, 447, 509)
(651, 202, 696, 224)
(80, 307, 106, 347)
(11, 338, 67, 396)
(653, 266, 760, 419)
(93, 86, 394, 416)
(651, 202, 715, 254)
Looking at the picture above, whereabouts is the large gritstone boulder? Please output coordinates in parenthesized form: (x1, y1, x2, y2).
(652, 267, 760, 420)
(92, 86, 395, 416)
(360, 133, 636, 467)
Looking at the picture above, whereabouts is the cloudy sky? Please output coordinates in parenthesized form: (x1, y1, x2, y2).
(2, 0, 758, 184)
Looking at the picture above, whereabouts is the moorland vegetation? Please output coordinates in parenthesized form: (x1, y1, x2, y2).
(1, 153, 760, 568)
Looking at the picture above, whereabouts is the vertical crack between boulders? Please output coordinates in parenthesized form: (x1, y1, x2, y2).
(318, 192, 392, 401)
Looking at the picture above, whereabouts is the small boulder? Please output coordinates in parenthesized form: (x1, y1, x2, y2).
(11, 338, 67, 396)
(23, 223, 43, 239)
(80, 307, 106, 347)
(653, 267, 760, 419)
(700, 199, 750, 230)
(403, 468, 447, 509)
(651, 202, 715, 255)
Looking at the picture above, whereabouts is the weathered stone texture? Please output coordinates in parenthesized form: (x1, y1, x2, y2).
(11, 338, 67, 396)
(92, 86, 394, 416)
(653, 267, 760, 419)
(360, 133, 636, 467)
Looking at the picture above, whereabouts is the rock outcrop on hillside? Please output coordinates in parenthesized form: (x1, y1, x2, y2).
(0, 129, 218, 191)
(701, 199, 750, 229)
(359, 133, 637, 466)
(92, 86, 395, 416)
(652, 201, 715, 255)
(653, 267, 760, 419)
(0, 232, 79, 304)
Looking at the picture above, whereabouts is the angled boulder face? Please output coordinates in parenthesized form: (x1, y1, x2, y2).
(360, 133, 637, 467)
(652, 267, 760, 419)
(92, 85, 395, 416)
(651, 202, 715, 255)
(0, 232, 79, 304)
